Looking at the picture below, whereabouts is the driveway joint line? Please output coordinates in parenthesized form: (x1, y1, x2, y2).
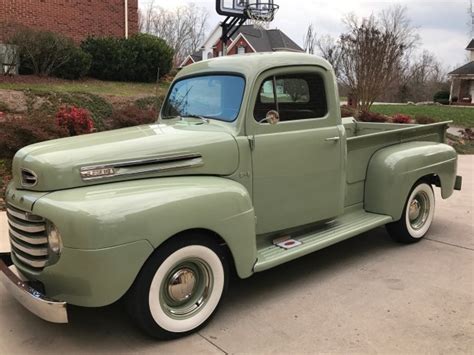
(198, 332, 228, 354)
(425, 238, 474, 251)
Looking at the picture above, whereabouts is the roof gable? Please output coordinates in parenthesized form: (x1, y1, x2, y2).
(179, 51, 202, 68)
(226, 33, 257, 53)
(202, 24, 223, 48)
(467, 39, 474, 50)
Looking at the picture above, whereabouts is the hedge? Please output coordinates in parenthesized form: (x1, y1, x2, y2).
(82, 34, 174, 83)
(8, 27, 91, 80)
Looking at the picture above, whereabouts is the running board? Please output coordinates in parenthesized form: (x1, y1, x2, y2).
(254, 210, 392, 272)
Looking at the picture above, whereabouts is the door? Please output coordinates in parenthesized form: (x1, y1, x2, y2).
(249, 69, 344, 235)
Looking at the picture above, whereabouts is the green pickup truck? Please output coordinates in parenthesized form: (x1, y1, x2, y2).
(0, 52, 462, 339)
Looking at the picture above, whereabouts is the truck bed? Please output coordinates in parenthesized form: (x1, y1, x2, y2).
(342, 118, 451, 207)
(342, 117, 450, 140)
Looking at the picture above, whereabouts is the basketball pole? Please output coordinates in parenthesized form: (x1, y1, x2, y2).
(220, 15, 246, 56)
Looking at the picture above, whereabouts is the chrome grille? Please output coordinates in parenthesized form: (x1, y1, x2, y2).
(6, 204, 49, 271)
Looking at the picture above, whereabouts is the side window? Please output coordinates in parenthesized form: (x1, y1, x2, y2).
(254, 73, 328, 122)
(275, 78, 309, 103)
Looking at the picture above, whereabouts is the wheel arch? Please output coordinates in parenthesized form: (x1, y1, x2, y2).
(364, 142, 457, 221)
(154, 228, 238, 277)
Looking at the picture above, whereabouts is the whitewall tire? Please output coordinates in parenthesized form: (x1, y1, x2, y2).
(127, 235, 228, 339)
(386, 182, 435, 243)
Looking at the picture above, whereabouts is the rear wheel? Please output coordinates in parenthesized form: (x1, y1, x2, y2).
(386, 182, 435, 243)
(127, 235, 228, 340)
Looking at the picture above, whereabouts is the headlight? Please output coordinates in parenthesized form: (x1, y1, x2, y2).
(47, 223, 63, 256)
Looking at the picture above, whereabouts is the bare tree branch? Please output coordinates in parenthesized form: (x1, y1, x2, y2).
(316, 35, 342, 79)
(140, 3, 208, 65)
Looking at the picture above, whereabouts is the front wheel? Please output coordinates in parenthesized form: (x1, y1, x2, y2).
(386, 182, 435, 243)
(127, 236, 228, 340)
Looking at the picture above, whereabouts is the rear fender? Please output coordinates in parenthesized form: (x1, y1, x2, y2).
(365, 142, 457, 221)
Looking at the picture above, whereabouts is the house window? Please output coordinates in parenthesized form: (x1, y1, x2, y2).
(254, 73, 328, 122)
(208, 52, 213, 59)
(238, 46, 245, 55)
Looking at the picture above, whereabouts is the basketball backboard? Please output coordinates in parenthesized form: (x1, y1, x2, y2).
(216, 0, 274, 18)
(216, 0, 249, 18)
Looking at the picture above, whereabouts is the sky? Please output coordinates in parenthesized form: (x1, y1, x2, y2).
(139, 0, 473, 70)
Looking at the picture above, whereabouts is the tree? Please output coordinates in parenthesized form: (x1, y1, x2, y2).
(139, 2, 208, 65)
(338, 6, 419, 111)
(398, 51, 448, 102)
(303, 25, 342, 78)
(316, 35, 342, 79)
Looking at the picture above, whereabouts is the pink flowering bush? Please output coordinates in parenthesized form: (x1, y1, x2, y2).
(391, 114, 413, 124)
(56, 106, 94, 136)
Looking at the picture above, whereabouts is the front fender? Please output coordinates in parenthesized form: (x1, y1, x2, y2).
(34, 177, 256, 280)
(365, 142, 457, 221)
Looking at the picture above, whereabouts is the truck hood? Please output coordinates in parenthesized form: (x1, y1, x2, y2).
(12, 123, 239, 192)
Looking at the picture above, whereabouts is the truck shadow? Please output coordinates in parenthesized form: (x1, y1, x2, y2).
(5, 227, 400, 350)
(226, 227, 395, 301)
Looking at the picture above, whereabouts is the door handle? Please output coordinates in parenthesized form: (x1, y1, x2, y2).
(325, 136, 340, 142)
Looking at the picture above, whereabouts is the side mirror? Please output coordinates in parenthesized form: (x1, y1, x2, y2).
(259, 110, 280, 125)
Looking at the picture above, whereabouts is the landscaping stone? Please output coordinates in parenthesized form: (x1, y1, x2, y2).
(0, 90, 27, 113)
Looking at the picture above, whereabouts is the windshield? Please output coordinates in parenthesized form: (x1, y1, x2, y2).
(162, 75, 245, 122)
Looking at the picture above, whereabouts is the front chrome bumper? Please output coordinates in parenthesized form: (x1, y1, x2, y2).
(0, 254, 68, 323)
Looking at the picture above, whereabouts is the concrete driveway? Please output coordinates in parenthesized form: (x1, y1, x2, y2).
(0, 156, 472, 354)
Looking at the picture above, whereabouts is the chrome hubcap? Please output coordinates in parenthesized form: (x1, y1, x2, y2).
(161, 259, 213, 318)
(168, 268, 197, 303)
(408, 192, 430, 230)
(409, 199, 421, 221)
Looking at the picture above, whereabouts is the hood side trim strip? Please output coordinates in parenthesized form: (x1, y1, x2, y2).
(80, 153, 204, 181)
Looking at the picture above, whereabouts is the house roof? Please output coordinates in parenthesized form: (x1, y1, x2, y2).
(230, 25, 303, 53)
(190, 52, 202, 62)
(182, 25, 303, 67)
(449, 61, 474, 76)
(467, 39, 474, 50)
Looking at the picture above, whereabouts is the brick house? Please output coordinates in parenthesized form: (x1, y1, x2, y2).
(0, 0, 138, 43)
(180, 24, 303, 67)
(449, 39, 474, 104)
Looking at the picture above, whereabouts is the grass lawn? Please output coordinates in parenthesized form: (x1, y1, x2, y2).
(371, 105, 474, 127)
(0, 79, 168, 97)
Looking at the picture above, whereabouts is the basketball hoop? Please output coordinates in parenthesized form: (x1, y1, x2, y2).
(245, 2, 279, 29)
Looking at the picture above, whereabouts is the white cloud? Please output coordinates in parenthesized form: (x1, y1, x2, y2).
(139, 0, 473, 68)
